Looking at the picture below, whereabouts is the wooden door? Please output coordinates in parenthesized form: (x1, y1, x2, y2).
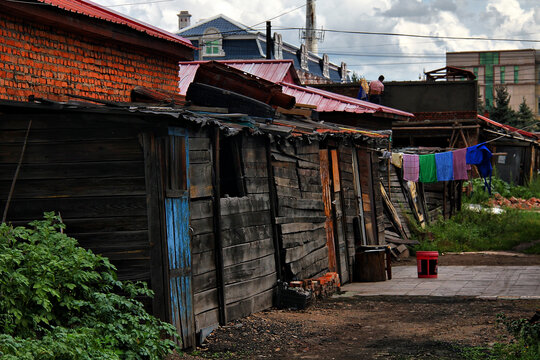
(319, 149, 337, 272)
(355, 149, 378, 245)
(352, 149, 367, 246)
(164, 128, 195, 348)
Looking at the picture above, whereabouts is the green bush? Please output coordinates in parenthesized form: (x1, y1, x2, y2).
(464, 173, 540, 205)
(0, 213, 179, 359)
(413, 208, 540, 253)
(462, 314, 540, 360)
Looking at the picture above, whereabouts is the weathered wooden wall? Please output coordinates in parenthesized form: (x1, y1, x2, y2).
(190, 133, 277, 335)
(337, 144, 356, 283)
(222, 136, 276, 321)
(0, 113, 152, 283)
(272, 139, 329, 281)
(188, 129, 220, 335)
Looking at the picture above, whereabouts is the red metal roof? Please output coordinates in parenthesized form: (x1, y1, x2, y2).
(178, 60, 298, 95)
(178, 60, 412, 118)
(37, 0, 194, 48)
(477, 114, 539, 140)
(281, 82, 413, 118)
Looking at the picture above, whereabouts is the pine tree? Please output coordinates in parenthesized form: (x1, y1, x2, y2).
(489, 86, 516, 125)
(516, 98, 538, 131)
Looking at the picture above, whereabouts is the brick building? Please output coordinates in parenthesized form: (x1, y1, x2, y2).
(447, 49, 540, 120)
(0, 0, 194, 102)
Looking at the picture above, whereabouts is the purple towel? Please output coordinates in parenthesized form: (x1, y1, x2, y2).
(453, 148, 468, 180)
(435, 152, 454, 181)
(403, 154, 419, 182)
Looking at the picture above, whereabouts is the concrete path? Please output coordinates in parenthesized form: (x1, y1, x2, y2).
(340, 266, 540, 299)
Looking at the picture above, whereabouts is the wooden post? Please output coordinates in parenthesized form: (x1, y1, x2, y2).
(211, 128, 227, 325)
(265, 137, 283, 281)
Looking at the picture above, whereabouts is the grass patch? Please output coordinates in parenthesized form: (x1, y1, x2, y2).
(413, 208, 540, 253)
(523, 243, 540, 255)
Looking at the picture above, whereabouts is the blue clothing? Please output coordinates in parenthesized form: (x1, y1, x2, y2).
(435, 152, 454, 181)
(466, 144, 493, 194)
(357, 87, 368, 101)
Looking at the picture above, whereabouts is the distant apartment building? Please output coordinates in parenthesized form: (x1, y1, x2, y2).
(446, 49, 540, 120)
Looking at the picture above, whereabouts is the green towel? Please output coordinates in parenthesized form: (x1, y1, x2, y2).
(419, 154, 437, 183)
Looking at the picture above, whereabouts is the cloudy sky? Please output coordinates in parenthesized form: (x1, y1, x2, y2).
(94, 0, 539, 81)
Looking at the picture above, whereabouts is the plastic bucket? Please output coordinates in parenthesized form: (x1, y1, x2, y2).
(416, 251, 438, 278)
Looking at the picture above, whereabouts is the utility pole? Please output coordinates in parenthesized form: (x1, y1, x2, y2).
(266, 21, 272, 59)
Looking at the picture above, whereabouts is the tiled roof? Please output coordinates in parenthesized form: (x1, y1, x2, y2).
(281, 83, 413, 117)
(37, 0, 194, 48)
(178, 16, 251, 37)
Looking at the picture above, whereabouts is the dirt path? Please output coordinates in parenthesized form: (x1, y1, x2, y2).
(173, 253, 540, 360)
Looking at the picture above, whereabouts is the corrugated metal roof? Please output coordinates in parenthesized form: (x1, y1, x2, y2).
(179, 60, 412, 119)
(477, 114, 539, 140)
(37, 0, 194, 48)
(281, 83, 414, 117)
(178, 60, 298, 95)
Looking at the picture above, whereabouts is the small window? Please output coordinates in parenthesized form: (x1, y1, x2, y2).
(473, 67, 478, 80)
(165, 133, 187, 197)
(514, 65, 519, 83)
(202, 28, 224, 57)
(219, 135, 245, 198)
(500, 66, 505, 84)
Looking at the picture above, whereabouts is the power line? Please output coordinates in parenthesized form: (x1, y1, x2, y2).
(250, 3, 307, 28)
(267, 27, 540, 43)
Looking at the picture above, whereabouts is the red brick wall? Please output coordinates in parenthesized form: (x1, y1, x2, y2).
(0, 14, 180, 102)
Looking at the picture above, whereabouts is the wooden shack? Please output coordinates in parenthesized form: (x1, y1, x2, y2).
(0, 96, 391, 347)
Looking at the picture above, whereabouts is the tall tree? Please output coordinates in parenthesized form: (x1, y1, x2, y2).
(489, 86, 516, 125)
(516, 98, 538, 131)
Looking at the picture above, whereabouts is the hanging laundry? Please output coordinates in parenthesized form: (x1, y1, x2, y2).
(435, 152, 453, 181)
(403, 154, 419, 182)
(381, 150, 392, 159)
(419, 154, 437, 183)
(452, 148, 468, 180)
(466, 143, 493, 194)
(391, 152, 403, 168)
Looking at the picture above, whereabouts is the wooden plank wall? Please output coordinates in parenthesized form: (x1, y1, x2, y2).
(337, 144, 355, 284)
(379, 162, 412, 240)
(188, 130, 220, 334)
(372, 152, 386, 244)
(0, 113, 151, 283)
(272, 140, 329, 281)
(221, 136, 276, 321)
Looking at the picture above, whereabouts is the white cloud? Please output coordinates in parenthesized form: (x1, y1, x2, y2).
(94, 0, 538, 81)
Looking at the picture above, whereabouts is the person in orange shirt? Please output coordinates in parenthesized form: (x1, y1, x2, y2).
(368, 75, 384, 104)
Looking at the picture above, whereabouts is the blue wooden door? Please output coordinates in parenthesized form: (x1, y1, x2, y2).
(164, 128, 195, 348)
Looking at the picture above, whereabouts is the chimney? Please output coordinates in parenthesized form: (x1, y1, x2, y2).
(177, 11, 191, 30)
(305, 0, 317, 54)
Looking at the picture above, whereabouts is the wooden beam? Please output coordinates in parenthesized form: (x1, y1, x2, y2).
(393, 125, 480, 130)
(265, 137, 283, 282)
(211, 128, 227, 326)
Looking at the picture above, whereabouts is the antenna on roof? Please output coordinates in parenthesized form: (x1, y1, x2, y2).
(300, 0, 324, 54)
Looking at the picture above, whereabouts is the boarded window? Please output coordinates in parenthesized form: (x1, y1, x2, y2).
(220, 136, 245, 198)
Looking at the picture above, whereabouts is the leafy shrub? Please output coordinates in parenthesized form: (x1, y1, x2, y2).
(0, 213, 179, 359)
(462, 314, 540, 360)
(413, 208, 540, 253)
(464, 173, 540, 205)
